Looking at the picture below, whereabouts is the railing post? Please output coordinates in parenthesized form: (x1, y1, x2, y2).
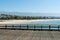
(27, 24, 28, 30)
(12, 25, 15, 30)
(49, 25, 51, 31)
(34, 25, 35, 31)
(41, 25, 42, 30)
(5, 24, 7, 29)
(19, 24, 21, 30)
(58, 25, 59, 30)
(20, 24, 21, 30)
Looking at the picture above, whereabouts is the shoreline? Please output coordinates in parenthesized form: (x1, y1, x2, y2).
(0, 19, 56, 24)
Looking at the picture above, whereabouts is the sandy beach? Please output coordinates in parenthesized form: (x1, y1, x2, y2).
(0, 19, 54, 24)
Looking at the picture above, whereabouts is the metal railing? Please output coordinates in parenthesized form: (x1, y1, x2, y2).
(0, 24, 60, 31)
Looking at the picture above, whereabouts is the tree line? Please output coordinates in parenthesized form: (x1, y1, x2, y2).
(0, 14, 60, 20)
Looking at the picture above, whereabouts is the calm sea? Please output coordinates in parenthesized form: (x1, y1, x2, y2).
(29, 19, 60, 25)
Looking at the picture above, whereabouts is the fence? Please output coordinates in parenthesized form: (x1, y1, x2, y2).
(0, 24, 60, 31)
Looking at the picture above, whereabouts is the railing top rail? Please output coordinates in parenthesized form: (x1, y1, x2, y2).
(0, 24, 60, 26)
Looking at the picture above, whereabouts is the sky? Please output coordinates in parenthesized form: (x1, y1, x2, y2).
(0, 0, 60, 16)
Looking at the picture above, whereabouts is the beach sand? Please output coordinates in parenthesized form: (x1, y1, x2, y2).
(0, 19, 53, 24)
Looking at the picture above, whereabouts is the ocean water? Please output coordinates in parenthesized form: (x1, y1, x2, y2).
(29, 19, 60, 25)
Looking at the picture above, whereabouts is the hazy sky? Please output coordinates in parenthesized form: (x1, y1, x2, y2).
(0, 0, 60, 15)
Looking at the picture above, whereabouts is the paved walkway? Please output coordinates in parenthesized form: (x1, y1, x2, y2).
(0, 30, 60, 40)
